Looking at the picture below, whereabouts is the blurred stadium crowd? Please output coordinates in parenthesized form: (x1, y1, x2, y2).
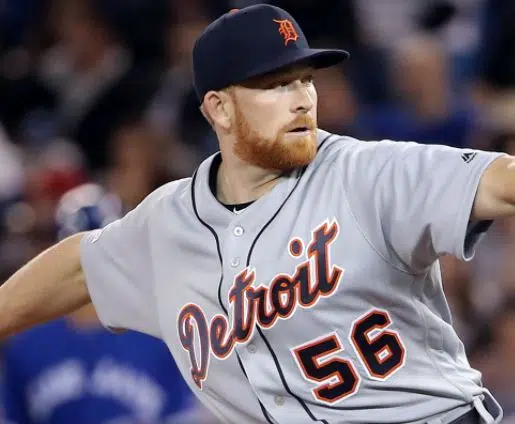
(0, 0, 515, 422)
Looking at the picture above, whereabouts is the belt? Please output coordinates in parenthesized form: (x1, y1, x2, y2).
(449, 408, 481, 424)
(428, 391, 503, 424)
(445, 392, 503, 424)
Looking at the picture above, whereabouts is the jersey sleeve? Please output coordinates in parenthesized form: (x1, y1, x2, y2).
(339, 139, 504, 272)
(80, 198, 160, 337)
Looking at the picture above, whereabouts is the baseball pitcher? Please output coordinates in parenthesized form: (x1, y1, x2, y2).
(0, 4, 510, 424)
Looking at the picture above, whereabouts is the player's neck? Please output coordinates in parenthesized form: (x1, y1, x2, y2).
(216, 157, 282, 205)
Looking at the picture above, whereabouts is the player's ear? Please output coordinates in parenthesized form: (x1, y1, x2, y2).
(202, 90, 232, 131)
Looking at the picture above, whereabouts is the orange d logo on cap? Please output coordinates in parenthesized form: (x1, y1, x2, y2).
(192, 4, 349, 101)
(273, 19, 299, 45)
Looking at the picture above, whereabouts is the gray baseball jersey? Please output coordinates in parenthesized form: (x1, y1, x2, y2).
(80, 130, 504, 424)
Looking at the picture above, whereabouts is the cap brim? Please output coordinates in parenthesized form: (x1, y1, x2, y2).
(236, 48, 350, 86)
(306, 48, 351, 69)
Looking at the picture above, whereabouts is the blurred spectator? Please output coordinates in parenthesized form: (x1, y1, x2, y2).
(0, 125, 24, 209)
(36, 0, 162, 172)
(474, 0, 515, 93)
(1, 183, 216, 424)
(0, 0, 52, 54)
(0, 138, 88, 281)
(103, 0, 169, 64)
(0, 0, 164, 173)
(23, 139, 88, 242)
(313, 64, 366, 139)
(354, 0, 483, 101)
(352, 0, 421, 103)
(354, 0, 421, 52)
(106, 120, 170, 210)
(361, 34, 477, 147)
(435, 0, 483, 89)
(169, 0, 231, 22)
(1, 302, 213, 424)
(145, 18, 214, 173)
(0, 124, 27, 280)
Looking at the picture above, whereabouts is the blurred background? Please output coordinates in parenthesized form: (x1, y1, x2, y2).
(0, 0, 514, 423)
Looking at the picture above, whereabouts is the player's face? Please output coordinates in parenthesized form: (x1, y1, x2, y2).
(229, 66, 318, 171)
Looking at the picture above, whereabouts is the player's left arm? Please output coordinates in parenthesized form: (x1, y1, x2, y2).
(338, 138, 507, 272)
(472, 155, 515, 220)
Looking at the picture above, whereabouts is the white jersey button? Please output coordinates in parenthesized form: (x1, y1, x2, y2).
(230, 257, 240, 267)
(233, 226, 244, 236)
(274, 395, 285, 406)
(247, 343, 257, 354)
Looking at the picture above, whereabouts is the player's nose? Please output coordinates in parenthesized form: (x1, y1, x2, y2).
(290, 81, 315, 114)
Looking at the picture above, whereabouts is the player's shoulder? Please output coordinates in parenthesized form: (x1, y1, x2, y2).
(128, 176, 193, 218)
(316, 129, 411, 156)
(143, 177, 192, 206)
(314, 129, 419, 168)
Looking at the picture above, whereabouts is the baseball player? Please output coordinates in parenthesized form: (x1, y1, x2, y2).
(0, 4, 510, 423)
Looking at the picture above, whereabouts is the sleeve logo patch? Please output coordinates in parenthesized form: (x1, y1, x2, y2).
(461, 152, 477, 163)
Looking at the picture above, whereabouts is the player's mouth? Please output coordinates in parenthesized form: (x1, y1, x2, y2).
(286, 126, 312, 136)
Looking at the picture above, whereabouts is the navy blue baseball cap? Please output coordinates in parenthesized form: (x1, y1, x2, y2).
(192, 4, 350, 102)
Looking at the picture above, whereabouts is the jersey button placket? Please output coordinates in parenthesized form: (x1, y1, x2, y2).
(233, 225, 244, 237)
(229, 226, 244, 269)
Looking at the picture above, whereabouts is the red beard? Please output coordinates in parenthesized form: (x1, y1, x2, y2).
(232, 103, 317, 171)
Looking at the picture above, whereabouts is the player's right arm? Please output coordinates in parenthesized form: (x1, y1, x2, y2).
(0, 181, 177, 341)
(0, 233, 90, 339)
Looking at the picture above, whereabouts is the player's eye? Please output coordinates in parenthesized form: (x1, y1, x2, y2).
(261, 80, 287, 90)
(274, 79, 292, 89)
